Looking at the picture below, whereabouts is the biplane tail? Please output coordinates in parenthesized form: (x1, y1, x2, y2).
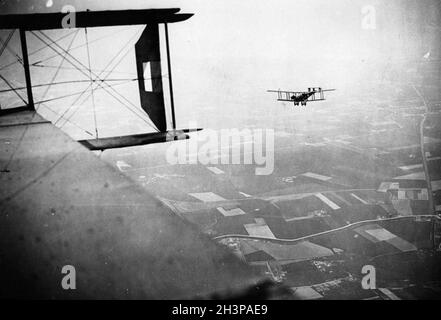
(81, 12, 201, 150)
(136, 24, 168, 132)
(308, 87, 336, 93)
(80, 19, 203, 151)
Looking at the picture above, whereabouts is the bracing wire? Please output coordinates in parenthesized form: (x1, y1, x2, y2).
(31, 64, 138, 76)
(0, 78, 150, 94)
(30, 30, 140, 124)
(49, 27, 160, 132)
(35, 79, 135, 105)
(1, 27, 162, 136)
(55, 27, 144, 126)
(0, 27, 129, 71)
(0, 29, 77, 70)
(69, 28, 160, 132)
(26, 27, 133, 69)
(36, 29, 80, 111)
(0, 32, 23, 66)
(38, 102, 95, 137)
(0, 73, 27, 104)
(84, 27, 99, 139)
(0, 30, 15, 58)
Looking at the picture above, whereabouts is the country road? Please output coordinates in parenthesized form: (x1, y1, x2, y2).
(412, 84, 435, 214)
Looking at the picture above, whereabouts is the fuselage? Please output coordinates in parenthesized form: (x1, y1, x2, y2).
(291, 91, 315, 102)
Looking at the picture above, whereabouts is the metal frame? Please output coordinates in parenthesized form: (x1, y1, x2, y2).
(19, 29, 35, 111)
(164, 23, 176, 129)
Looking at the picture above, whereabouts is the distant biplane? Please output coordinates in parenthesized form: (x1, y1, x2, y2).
(268, 87, 336, 106)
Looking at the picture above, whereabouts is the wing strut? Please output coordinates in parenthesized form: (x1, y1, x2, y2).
(164, 23, 176, 130)
(19, 29, 34, 110)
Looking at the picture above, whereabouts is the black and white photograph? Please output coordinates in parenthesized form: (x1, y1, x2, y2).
(0, 0, 440, 305)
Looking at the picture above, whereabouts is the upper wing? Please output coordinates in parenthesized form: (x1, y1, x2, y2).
(0, 9, 193, 30)
(267, 90, 304, 95)
(267, 90, 305, 101)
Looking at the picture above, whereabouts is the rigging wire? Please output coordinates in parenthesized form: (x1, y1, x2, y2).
(0, 29, 77, 70)
(1, 120, 29, 173)
(59, 81, 158, 133)
(0, 78, 150, 94)
(68, 28, 160, 131)
(36, 29, 80, 111)
(30, 30, 128, 115)
(56, 26, 144, 125)
(29, 30, 137, 129)
(0, 33, 23, 66)
(35, 79, 135, 104)
(46, 28, 159, 132)
(70, 27, 147, 110)
(31, 63, 138, 76)
(38, 102, 95, 137)
(0, 27, 129, 71)
(0, 73, 27, 104)
(26, 27, 133, 69)
(0, 26, 172, 154)
(0, 30, 15, 58)
(47, 27, 160, 132)
(1, 27, 161, 135)
(84, 27, 99, 139)
(0, 30, 93, 166)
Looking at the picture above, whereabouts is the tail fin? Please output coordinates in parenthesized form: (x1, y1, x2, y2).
(135, 24, 167, 132)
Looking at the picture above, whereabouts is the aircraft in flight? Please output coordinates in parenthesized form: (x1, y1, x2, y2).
(268, 87, 336, 106)
(0, 7, 202, 150)
(1, 2, 439, 301)
(0, 5, 264, 299)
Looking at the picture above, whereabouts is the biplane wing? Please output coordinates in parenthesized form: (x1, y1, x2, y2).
(267, 90, 304, 94)
(267, 90, 306, 101)
(0, 8, 201, 150)
(0, 109, 262, 299)
(0, 9, 192, 30)
(268, 88, 336, 104)
(78, 128, 202, 151)
(0, 7, 267, 299)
